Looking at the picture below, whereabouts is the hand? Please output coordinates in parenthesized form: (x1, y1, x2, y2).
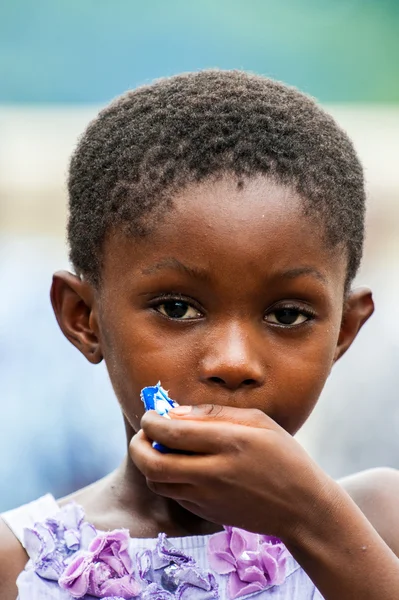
(129, 404, 334, 541)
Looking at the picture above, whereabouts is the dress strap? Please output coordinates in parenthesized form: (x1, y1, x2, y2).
(1, 494, 59, 547)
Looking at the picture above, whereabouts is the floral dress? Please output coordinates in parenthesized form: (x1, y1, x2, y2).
(2, 495, 323, 599)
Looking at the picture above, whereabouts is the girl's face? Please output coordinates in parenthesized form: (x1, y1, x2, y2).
(54, 176, 373, 436)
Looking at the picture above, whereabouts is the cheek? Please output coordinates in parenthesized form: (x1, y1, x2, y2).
(100, 319, 198, 430)
(267, 330, 338, 434)
(276, 362, 331, 434)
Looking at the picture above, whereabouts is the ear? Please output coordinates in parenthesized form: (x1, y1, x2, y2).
(50, 270, 103, 364)
(334, 286, 374, 363)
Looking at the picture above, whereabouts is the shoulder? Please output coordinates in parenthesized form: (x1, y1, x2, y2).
(339, 467, 399, 556)
(0, 493, 59, 599)
(0, 516, 29, 600)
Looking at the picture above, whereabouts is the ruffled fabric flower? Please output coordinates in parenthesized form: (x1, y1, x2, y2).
(137, 533, 218, 599)
(58, 529, 141, 599)
(208, 526, 287, 599)
(23, 500, 291, 600)
(24, 502, 97, 580)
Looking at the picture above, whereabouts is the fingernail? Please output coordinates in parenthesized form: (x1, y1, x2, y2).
(169, 405, 193, 416)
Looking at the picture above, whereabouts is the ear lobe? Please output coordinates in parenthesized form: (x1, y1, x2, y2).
(50, 270, 103, 364)
(334, 286, 374, 363)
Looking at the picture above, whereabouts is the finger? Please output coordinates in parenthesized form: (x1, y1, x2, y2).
(169, 403, 276, 430)
(129, 429, 216, 483)
(145, 482, 224, 526)
(145, 480, 195, 501)
(140, 410, 237, 453)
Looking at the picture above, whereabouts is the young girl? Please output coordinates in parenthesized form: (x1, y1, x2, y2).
(1, 70, 399, 600)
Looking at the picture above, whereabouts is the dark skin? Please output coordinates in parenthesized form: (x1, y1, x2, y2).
(1, 175, 399, 600)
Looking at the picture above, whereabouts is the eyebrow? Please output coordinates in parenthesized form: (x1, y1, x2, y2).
(279, 267, 327, 283)
(142, 260, 327, 284)
(141, 258, 211, 281)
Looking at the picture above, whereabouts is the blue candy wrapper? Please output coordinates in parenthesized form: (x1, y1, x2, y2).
(140, 382, 181, 453)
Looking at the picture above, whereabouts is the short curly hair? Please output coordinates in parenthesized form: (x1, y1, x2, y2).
(68, 70, 365, 287)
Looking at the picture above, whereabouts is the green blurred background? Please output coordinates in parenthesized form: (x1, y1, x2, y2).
(2, 0, 399, 104)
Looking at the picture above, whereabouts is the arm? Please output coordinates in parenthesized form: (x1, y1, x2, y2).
(284, 472, 399, 600)
(131, 406, 399, 600)
(0, 518, 29, 600)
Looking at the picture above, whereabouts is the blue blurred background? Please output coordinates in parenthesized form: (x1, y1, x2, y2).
(1, 0, 398, 511)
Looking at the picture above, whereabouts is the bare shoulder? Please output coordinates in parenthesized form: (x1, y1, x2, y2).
(339, 467, 399, 556)
(0, 516, 29, 600)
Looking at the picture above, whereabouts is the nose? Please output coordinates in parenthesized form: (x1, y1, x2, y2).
(199, 321, 266, 391)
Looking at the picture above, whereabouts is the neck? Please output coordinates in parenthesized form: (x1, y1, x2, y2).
(107, 420, 222, 538)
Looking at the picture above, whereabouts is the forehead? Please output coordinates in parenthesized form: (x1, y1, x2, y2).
(102, 175, 347, 289)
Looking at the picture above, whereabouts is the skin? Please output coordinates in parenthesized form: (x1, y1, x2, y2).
(1, 175, 399, 600)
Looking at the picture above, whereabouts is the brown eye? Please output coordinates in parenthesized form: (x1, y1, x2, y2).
(265, 308, 309, 326)
(156, 300, 201, 320)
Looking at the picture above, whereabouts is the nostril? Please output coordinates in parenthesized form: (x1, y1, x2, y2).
(209, 376, 226, 385)
(243, 379, 256, 386)
(208, 376, 257, 387)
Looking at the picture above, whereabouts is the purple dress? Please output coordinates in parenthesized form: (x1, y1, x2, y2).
(2, 495, 323, 599)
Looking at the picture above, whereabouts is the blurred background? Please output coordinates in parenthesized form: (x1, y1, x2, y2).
(1, 0, 398, 511)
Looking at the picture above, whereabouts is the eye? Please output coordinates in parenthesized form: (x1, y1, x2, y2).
(155, 300, 202, 320)
(264, 306, 314, 326)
